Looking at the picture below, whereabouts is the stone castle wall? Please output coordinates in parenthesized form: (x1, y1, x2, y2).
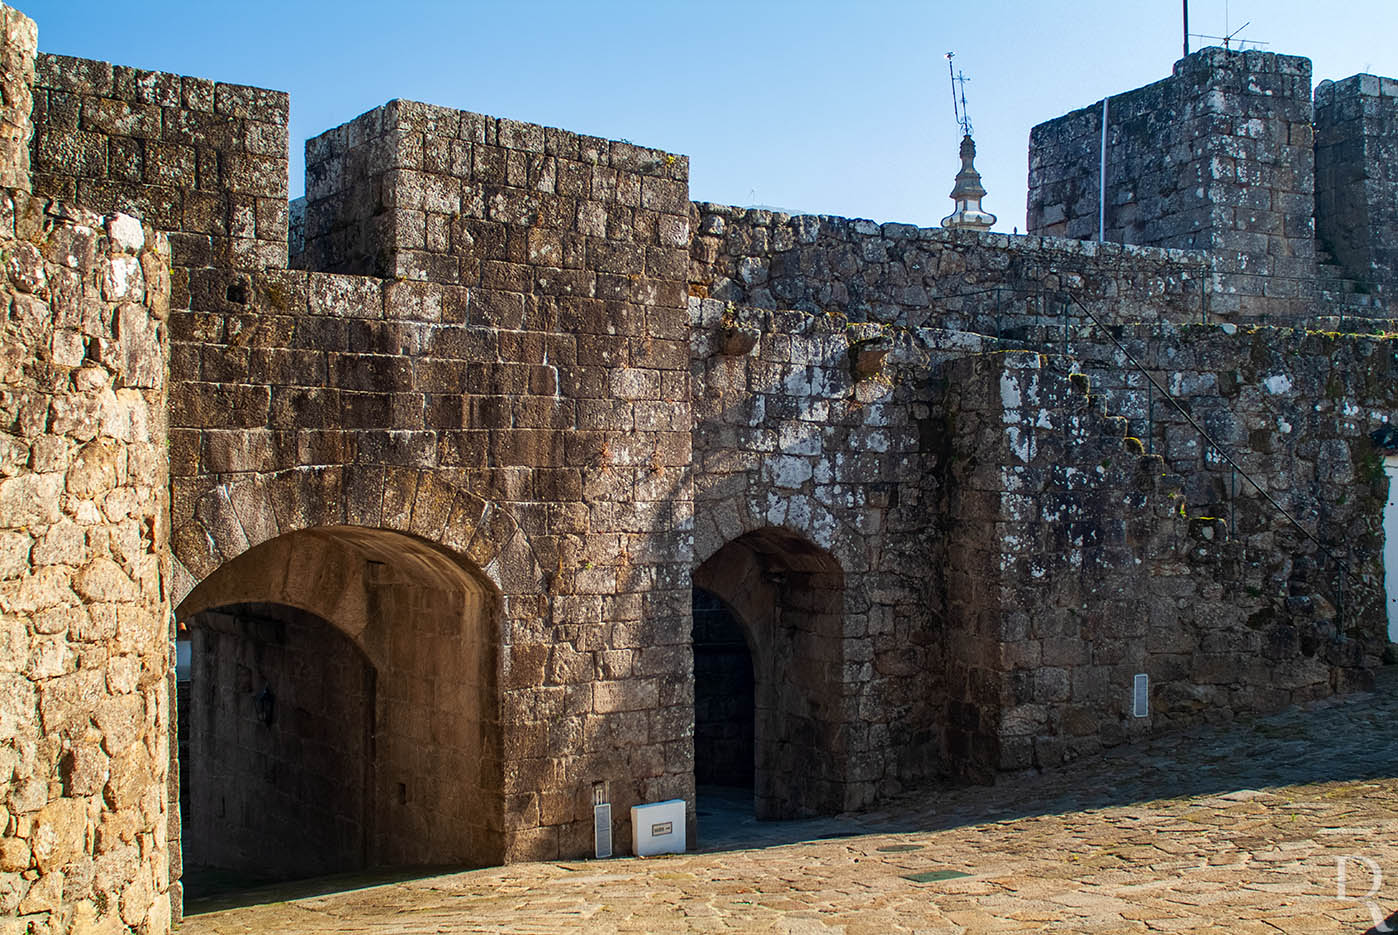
(156, 99, 698, 866)
(1315, 74, 1398, 293)
(300, 100, 690, 287)
(9, 5, 1398, 931)
(689, 296, 945, 808)
(1027, 49, 1318, 321)
(0, 6, 33, 191)
(942, 339, 1387, 775)
(0, 188, 174, 931)
(689, 203, 1209, 334)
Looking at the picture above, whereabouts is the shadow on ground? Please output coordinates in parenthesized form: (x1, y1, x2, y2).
(1366, 912, 1398, 934)
(182, 865, 469, 917)
(696, 665, 1398, 852)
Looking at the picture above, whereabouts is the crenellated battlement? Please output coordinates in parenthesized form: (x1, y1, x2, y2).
(30, 51, 289, 271)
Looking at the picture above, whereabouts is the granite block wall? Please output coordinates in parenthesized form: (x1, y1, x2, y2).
(301, 100, 692, 290)
(1119, 314, 1385, 557)
(1068, 322, 1398, 619)
(0, 192, 173, 933)
(165, 89, 698, 855)
(29, 53, 289, 273)
(1027, 48, 1317, 321)
(941, 346, 1385, 774)
(0, 5, 33, 191)
(9, 8, 1398, 929)
(1315, 74, 1398, 293)
(689, 296, 944, 809)
(689, 203, 1209, 336)
(162, 261, 694, 862)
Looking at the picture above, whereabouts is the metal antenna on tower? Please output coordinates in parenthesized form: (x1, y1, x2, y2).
(1188, 0, 1269, 52)
(945, 52, 960, 134)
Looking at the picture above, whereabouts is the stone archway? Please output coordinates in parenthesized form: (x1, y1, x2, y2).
(173, 526, 502, 900)
(693, 528, 847, 819)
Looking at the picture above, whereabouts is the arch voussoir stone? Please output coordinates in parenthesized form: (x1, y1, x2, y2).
(409, 469, 459, 542)
(264, 466, 347, 534)
(380, 465, 421, 532)
(344, 464, 388, 528)
(176, 466, 545, 609)
(462, 501, 516, 574)
(193, 485, 250, 566)
(227, 472, 280, 550)
(441, 490, 489, 557)
(484, 528, 547, 596)
(696, 502, 864, 582)
(172, 512, 220, 584)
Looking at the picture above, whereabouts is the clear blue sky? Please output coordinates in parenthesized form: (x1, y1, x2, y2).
(23, 1, 1398, 230)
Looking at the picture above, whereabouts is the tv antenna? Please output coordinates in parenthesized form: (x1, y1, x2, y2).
(1188, 0, 1268, 52)
(945, 52, 973, 138)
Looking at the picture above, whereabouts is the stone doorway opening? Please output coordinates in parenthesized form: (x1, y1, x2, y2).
(172, 526, 502, 908)
(179, 602, 375, 895)
(693, 528, 847, 824)
(692, 587, 756, 795)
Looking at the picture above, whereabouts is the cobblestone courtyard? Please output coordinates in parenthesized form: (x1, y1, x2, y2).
(180, 668, 1398, 934)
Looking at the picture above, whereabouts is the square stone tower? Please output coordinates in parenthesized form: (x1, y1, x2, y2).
(1028, 48, 1316, 320)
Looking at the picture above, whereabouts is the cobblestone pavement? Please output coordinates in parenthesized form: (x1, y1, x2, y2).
(182, 669, 1398, 933)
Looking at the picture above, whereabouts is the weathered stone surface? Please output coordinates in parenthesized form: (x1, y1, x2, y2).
(18, 15, 1398, 935)
(0, 5, 34, 191)
(30, 796, 86, 872)
(0, 127, 171, 932)
(1316, 74, 1398, 296)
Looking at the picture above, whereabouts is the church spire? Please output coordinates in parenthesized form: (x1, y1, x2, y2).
(941, 133, 997, 232)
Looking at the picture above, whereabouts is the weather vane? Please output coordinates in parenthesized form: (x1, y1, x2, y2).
(939, 51, 995, 232)
(945, 52, 973, 138)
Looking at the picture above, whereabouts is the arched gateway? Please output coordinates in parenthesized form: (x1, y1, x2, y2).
(693, 528, 847, 820)
(173, 527, 502, 895)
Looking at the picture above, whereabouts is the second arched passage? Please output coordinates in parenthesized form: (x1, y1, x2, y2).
(693, 527, 847, 820)
(174, 526, 502, 895)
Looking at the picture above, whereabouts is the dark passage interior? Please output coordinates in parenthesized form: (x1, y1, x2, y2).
(181, 603, 375, 897)
(692, 588, 755, 791)
(693, 527, 847, 821)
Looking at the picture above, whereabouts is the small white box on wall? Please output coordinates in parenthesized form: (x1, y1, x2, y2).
(631, 799, 686, 857)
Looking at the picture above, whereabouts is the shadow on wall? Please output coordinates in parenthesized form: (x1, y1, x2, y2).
(692, 588, 755, 792)
(181, 602, 376, 899)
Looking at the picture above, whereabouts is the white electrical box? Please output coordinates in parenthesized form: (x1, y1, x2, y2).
(1133, 673, 1149, 718)
(631, 799, 686, 857)
(593, 803, 612, 859)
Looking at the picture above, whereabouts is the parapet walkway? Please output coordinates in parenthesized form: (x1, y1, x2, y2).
(182, 668, 1398, 933)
